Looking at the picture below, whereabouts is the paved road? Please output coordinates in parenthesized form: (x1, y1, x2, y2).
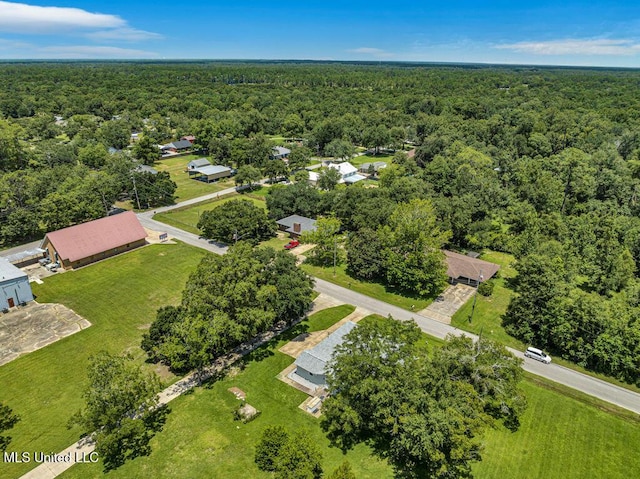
(314, 278, 640, 415)
(138, 202, 640, 415)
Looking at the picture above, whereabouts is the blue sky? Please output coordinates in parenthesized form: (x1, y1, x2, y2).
(0, 1, 639, 67)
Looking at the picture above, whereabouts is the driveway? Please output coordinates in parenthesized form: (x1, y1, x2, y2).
(419, 283, 476, 324)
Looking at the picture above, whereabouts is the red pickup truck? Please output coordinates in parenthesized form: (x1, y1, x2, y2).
(284, 240, 300, 250)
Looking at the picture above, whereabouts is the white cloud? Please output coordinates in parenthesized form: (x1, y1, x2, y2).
(495, 39, 640, 56)
(347, 47, 395, 58)
(86, 28, 163, 42)
(0, 1, 125, 33)
(38, 45, 158, 59)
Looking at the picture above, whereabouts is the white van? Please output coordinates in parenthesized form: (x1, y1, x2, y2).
(525, 347, 552, 364)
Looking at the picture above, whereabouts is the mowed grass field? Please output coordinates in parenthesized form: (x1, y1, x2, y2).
(58, 308, 640, 479)
(0, 242, 207, 479)
(153, 188, 268, 235)
(154, 154, 235, 202)
(59, 305, 392, 479)
(301, 262, 432, 311)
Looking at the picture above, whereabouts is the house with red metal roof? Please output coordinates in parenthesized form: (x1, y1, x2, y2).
(40, 211, 147, 270)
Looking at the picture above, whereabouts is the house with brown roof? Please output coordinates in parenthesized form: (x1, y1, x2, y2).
(40, 211, 147, 270)
(443, 250, 500, 286)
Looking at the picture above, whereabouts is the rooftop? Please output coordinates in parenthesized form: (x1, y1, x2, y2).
(42, 211, 147, 263)
(0, 259, 27, 282)
(444, 250, 500, 282)
(294, 321, 357, 375)
(276, 214, 317, 235)
(194, 165, 231, 176)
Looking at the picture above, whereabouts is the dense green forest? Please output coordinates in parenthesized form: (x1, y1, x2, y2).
(1, 61, 640, 384)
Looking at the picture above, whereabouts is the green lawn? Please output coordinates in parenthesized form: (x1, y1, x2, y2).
(473, 375, 640, 479)
(348, 153, 394, 168)
(59, 304, 391, 479)
(0, 242, 207, 479)
(450, 251, 523, 349)
(153, 189, 268, 235)
(59, 306, 640, 479)
(301, 262, 432, 311)
(154, 154, 235, 202)
(306, 304, 355, 331)
(451, 251, 640, 393)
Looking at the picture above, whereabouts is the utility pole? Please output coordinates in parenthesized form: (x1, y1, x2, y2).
(132, 175, 141, 210)
(468, 269, 483, 324)
(333, 235, 337, 277)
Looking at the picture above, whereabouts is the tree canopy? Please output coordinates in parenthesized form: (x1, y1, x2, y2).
(197, 199, 276, 245)
(321, 317, 526, 478)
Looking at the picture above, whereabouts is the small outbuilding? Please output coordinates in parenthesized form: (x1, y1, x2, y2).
(444, 250, 500, 286)
(276, 215, 317, 239)
(291, 321, 357, 389)
(358, 161, 387, 174)
(0, 259, 33, 310)
(40, 211, 147, 271)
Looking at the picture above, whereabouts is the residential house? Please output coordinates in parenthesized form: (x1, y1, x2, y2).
(40, 211, 147, 271)
(0, 259, 34, 310)
(161, 139, 193, 153)
(290, 321, 357, 389)
(328, 162, 366, 184)
(134, 164, 158, 175)
(276, 215, 317, 239)
(271, 146, 291, 160)
(180, 135, 196, 143)
(443, 250, 500, 286)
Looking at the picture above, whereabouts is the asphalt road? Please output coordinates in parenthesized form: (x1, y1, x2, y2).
(3, 189, 639, 415)
(138, 197, 640, 415)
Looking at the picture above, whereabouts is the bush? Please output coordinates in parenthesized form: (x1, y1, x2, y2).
(478, 279, 495, 297)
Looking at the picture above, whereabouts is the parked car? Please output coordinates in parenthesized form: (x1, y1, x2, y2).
(524, 346, 552, 364)
(284, 240, 300, 250)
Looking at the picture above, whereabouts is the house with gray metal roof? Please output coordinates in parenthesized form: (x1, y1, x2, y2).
(276, 214, 317, 239)
(0, 259, 33, 310)
(291, 321, 357, 389)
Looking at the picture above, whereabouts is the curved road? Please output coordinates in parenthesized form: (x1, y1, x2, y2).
(138, 193, 640, 415)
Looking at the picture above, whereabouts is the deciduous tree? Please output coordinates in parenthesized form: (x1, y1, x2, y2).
(69, 352, 165, 471)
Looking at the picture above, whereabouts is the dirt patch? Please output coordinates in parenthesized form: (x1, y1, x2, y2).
(228, 387, 246, 400)
(0, 302, 91, 366)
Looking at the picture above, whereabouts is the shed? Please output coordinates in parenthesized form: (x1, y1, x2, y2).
(443, 250, 500, 286)
(276, 215, 317, 239)
(292, 321, 357, 388)
(40, 211, 147, 270)
(0, 259, 33, 310)
(192, 165, 232, 183)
